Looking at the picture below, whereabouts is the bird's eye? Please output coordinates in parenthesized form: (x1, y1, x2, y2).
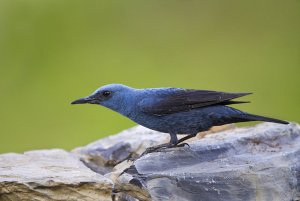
(102, 91, 111, 97)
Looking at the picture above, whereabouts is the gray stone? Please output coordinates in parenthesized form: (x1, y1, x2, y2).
(72, 125, 170, 175)
(114, 123, 300, 201)
(72, 124, 234, 175)
(1, 123, 298, 201)
(0, 149, 113, 201)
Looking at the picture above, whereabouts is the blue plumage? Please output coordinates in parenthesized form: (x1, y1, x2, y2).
(72, 84, 288, 145)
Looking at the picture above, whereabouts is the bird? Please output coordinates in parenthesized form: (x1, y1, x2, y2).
(71, 84, 288, 153)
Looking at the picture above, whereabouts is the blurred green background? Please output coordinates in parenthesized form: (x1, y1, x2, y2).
(0, 0, 299, 153)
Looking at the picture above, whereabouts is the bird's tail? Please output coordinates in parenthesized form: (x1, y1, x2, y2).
(236, 113, 289, 124)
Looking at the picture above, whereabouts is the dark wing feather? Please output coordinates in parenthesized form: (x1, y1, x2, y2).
(141, 89, 251, 115)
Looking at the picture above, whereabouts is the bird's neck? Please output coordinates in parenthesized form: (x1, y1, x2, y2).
(103, 90, 138, 118)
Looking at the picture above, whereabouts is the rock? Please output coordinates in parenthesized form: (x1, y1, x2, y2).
(1, 123, 298, 201)
(114, 123, 300, 201)
(72, 125, 170, 175)
(72, 124, 234, 175)
(0, 149, 113, 201)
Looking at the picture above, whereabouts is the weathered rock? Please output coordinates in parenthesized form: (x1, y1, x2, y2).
(72, 125, 170, 175)
(114, 123, 300, 201)
(72, 124, 234, 175)
(0, 149, 113, 201)
(1, 123, 299, 201)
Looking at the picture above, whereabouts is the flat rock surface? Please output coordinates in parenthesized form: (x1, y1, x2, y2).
(115, 123, 300, 201)
(0, 149, 113, 201)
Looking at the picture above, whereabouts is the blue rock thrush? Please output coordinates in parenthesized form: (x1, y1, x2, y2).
(72, 84, 288, 152)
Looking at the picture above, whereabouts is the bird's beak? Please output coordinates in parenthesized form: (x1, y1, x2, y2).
(71, 97, 92, 104)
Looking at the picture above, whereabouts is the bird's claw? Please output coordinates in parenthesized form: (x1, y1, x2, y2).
(139, 143, 172, 158)
(176, 142, 190, 147)
(138, 142, 190, 159)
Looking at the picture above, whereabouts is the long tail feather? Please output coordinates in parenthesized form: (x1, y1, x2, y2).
(221, 100, 250, 105)
(237, 113, 289, 124)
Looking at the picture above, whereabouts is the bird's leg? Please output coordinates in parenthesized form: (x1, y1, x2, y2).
(176, 133, 197, 146)
(138, 133, 178, 157)
(128, 143, 173, 161)
(136, 134, 198, 159)
(170, 132, 178, 145)
(138, 143, 172, 158)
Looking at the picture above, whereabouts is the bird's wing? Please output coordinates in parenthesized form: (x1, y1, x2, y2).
(139, 88, 251, 115)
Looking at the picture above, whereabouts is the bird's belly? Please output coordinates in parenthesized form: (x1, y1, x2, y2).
(130, 106, 242, 134)
(130, 110, 212, 134)
(160, 112, 211, 134)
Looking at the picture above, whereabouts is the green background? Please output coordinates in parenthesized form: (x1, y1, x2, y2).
(0, 1, 299, 153)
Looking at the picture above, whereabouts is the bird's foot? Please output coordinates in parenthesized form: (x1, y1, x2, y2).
(138, 142, 190, 159)
(138, 143, 173, 158)
(175, 142, 190, 147)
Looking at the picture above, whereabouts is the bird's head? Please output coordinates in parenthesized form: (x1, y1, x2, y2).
(71, 84, 134, 112)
